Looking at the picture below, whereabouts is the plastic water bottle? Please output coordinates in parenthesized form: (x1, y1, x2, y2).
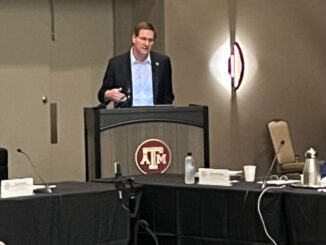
(185, 152, 195, 184)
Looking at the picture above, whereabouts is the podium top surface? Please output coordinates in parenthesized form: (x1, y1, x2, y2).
(85, 105, 209, 130)
(92, 104, 205, 112)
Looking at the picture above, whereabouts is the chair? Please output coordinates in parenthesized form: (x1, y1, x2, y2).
(0, 148, 8, 180)
(267, 120, 304, 175)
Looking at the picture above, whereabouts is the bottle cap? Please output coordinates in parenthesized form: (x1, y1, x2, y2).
(186, 152, 192, 156)
(305, 147, 318, 159)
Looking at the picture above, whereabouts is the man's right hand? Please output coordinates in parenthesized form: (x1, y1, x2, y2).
(104, 88, 126, 102)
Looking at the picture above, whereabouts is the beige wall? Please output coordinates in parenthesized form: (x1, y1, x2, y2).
(113, 0, 165, 55)
(166, 0, 326, 177)
(0, 1, 52, 181)
(0, 0, 113, 182)
(49, 1, 114, 181)
(1, 0, 326, 181)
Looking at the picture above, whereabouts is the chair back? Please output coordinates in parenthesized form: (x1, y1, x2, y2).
(0, 148, 8, 180)
(267, 120, 296, 164)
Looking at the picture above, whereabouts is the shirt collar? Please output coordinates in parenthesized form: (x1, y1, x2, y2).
(130, 48, 151, 64)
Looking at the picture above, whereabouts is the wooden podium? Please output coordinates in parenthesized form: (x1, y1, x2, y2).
(84, 105, 209, 181)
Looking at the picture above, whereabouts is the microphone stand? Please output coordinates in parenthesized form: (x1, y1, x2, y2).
(261, 140, 285, 189)
(17, 149, 53, 193)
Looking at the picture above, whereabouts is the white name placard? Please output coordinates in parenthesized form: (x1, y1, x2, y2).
(198, 168, 231, 186)
(1, 178, 34, 198)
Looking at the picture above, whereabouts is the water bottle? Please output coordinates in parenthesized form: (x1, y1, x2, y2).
(185, 152, 195, 184)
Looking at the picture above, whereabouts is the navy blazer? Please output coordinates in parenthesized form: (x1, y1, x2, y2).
(98, 51, 174, 107)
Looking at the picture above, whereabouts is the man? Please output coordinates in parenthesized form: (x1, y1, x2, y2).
(98, 21, 174, 108)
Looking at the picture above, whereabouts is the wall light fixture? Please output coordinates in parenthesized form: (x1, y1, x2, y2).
(228, 42, 244, 91)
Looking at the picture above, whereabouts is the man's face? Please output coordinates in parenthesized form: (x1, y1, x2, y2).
(132, 29, 155, 57)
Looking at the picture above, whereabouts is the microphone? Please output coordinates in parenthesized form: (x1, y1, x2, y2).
(17, 148, 53, 193)
(127, 177, 136, 215)
(114, 162, 122, 178)
(127, 87, 131, 100)
(111, 163, 137, 216)
(116, 85, 131, 108)
(124, 86, 131, 101)
(261, 140, 285, 189)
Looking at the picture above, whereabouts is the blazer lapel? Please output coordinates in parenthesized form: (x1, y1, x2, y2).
(151, 53, 159, 103)
(125, 54, 132, 92)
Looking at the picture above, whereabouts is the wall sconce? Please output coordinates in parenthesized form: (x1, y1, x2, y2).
(228, 42, 244, 91)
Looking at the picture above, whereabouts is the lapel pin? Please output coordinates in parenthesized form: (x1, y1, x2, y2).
(155, 62, 159, 66)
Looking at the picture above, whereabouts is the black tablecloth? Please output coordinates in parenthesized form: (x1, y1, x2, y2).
(132, 174, 286, 245)
(283, 188, 326, 245)
(0, 181, 130, 245)
(94, 174, 326, 245)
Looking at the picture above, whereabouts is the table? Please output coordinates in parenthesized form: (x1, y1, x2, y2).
(0, 181, 130, 245)
(93, 174, 326, 245)
(134, 174, 286, 245)
(135, 174, 326, 245)
(284, 187, 326, 245)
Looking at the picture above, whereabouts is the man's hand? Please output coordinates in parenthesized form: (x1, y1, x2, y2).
(104, 88, 126, 102)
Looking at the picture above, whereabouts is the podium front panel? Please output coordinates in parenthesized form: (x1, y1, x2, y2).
(100, 122, 204, 178)
(84, 105, 209, 181)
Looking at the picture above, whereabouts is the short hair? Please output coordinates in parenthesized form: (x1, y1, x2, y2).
(133, 21, 156, 39)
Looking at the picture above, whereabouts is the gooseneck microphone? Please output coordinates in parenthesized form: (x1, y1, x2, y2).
(114, 162, 122, 178)
(261, 140, 285, 189)
(127, 177, 136, 215)
(17, 148, 53, 194)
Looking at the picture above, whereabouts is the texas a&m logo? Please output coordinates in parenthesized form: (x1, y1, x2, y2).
(135, 139, 172, 174)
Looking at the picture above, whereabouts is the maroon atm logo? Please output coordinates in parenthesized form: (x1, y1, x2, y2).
(135, 139, 172, 174)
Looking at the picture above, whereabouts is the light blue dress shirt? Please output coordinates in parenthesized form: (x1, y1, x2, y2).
(130, 50, 154, 106)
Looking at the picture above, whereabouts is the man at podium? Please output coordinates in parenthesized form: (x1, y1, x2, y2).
(98, 21, 174, 108)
